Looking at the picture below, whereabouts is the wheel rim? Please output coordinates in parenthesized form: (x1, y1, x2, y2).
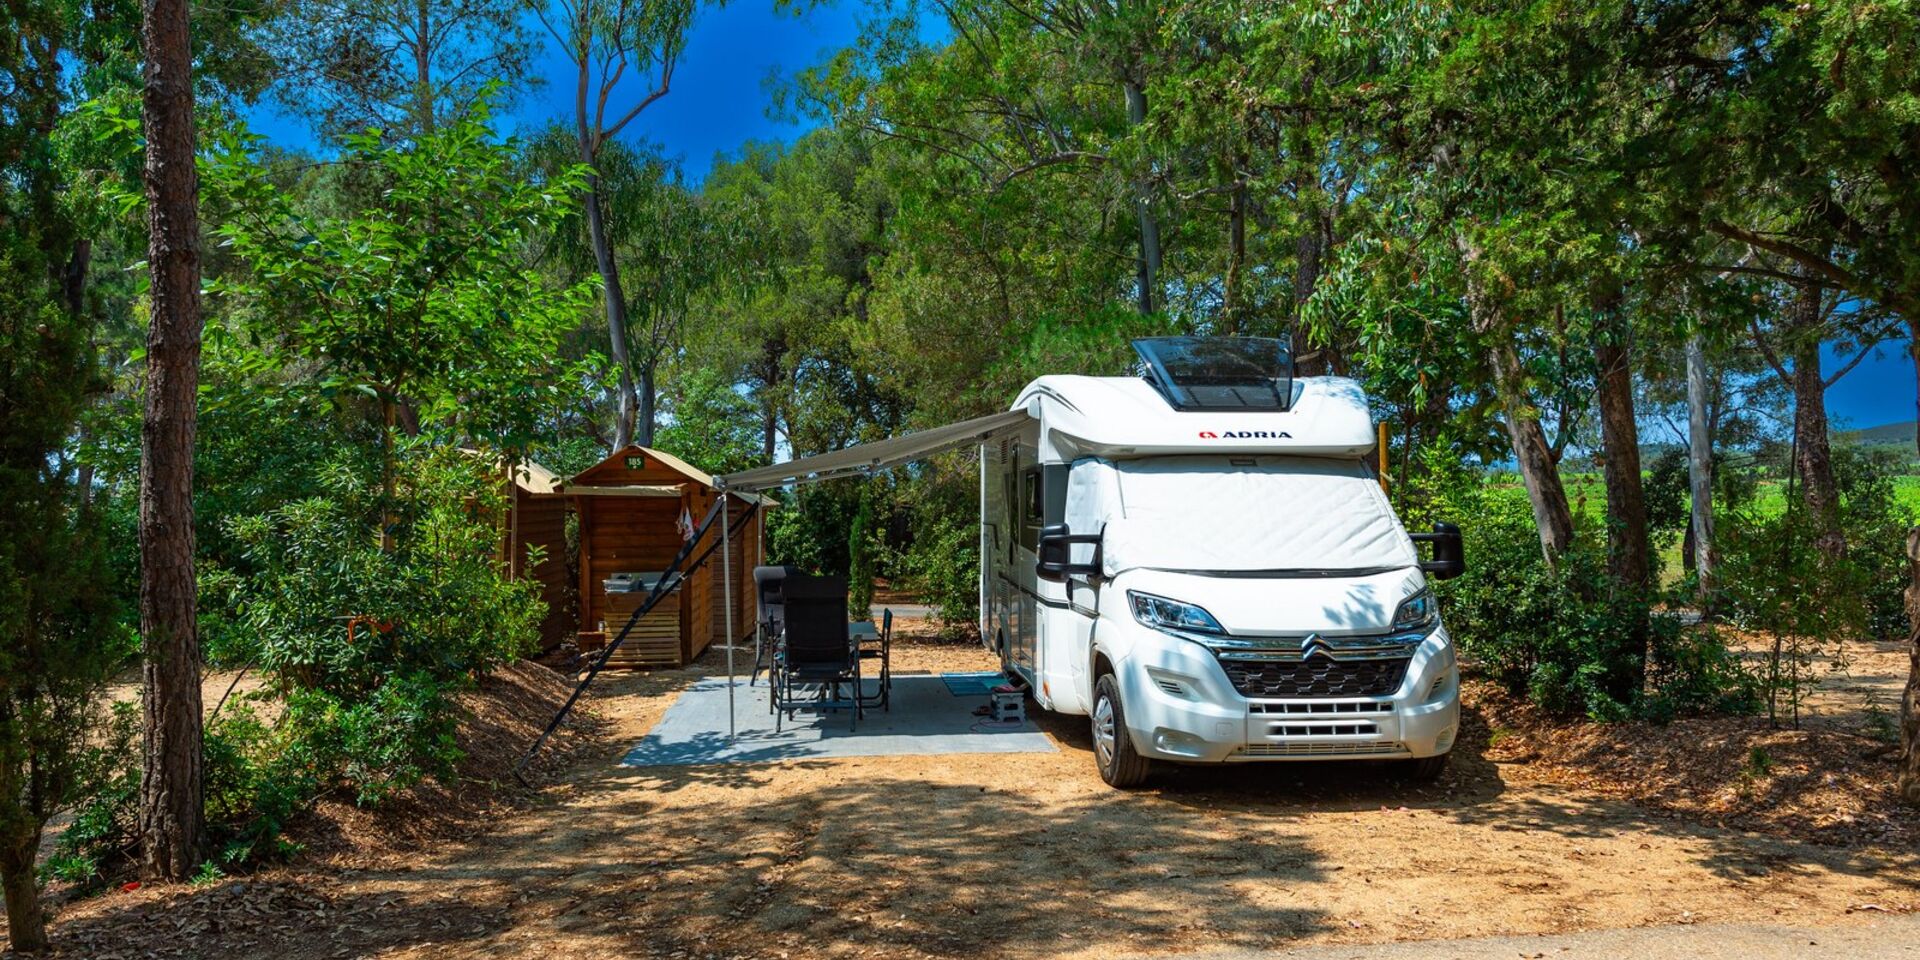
(1092, 692, 1117, 771)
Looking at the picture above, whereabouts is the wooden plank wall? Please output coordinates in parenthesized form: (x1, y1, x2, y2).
(510, 489, 574, 650)
(579, 496, 684, 636)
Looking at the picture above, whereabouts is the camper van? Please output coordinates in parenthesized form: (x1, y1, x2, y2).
(980, 337, 1465, 787)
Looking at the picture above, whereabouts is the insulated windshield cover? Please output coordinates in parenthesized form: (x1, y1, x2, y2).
(1132, 337, 1295, 411)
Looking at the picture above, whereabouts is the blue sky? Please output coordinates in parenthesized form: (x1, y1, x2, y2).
(1825, 341, 1914, 430)
(513, 2, 869, 177)
(244, 2, 1918, 429)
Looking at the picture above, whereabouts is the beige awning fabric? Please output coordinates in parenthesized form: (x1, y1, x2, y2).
(715, 409, 1034, 492)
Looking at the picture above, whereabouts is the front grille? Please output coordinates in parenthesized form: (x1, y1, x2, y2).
(1239, 741, 1408, 757)
(1222, 657, 1411, 698)
(1267, 722, 1379, 737)
(1251, 700, 1392, 716)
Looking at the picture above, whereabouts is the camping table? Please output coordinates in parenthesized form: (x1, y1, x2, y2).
(850, 620, 891, 711)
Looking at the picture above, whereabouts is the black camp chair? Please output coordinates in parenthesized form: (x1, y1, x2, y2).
(771, 574, 861, 732)
(750, 565, 798, 688)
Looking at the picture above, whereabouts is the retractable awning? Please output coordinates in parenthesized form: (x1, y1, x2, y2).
(715, 409, 1034, 492)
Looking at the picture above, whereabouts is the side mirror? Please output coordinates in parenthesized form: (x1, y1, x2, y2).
(1411, 521, 1466, 581)
(1036, 523, 1103, 583)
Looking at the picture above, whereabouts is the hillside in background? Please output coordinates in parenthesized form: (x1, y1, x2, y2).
(1841, 420, 1917, 453)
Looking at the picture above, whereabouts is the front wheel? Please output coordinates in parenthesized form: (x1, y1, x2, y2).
(1091, 674, 1152, 788)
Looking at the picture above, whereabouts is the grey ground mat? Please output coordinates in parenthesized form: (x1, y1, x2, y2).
(622, 674, 1056, 766)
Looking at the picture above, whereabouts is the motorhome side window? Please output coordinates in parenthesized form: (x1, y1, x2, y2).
(1020, 467, 1042, 551)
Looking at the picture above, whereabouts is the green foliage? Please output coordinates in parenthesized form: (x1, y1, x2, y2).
(895, 508, 981, 633)
(1713, 446, 1918, 724)
(654, 366, 763, 476)
(847, 494, 877, 617)
(1, 65, 128, 929)
(1437, 480, 1755, 721)
(206, 96, 599, 455)
(229, 445, 542, 694)
(766, 483, 861, 576)
(43, 704, 140, 888)
(52, 701, 317, 886)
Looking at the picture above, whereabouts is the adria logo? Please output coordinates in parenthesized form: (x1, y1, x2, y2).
(1198, 431, 1219, 439)
(1199, 430, 1292, 439)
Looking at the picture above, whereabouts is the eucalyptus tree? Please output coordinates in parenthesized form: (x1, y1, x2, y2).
(1655, 0, 1920, 452)
(800, 1, 1168, 317)
(532, 131, 713, 446)
(534, 0, 698, 449)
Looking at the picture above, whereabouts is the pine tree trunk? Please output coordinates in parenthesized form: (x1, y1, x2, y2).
(139, 0, 205, 881)
(1686, 330, 1716, 604)
(1787, 280, 1843, 558)
(1592, 300, 1650, 592)
(1, 827, 47, 952)
(1901, 527, 1920, 804)
(582, 162, 637, 450)
(1591, 292, 1650, 702)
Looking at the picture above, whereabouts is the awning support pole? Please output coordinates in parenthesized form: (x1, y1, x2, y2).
(722, 492, 736, 741)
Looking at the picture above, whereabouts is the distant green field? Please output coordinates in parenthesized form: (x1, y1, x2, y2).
(1474, 473, 1920, 588)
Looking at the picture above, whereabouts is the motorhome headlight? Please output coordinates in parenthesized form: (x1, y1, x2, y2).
(1128, 591, 1225, 636)
(1392, 587, 1439, 633)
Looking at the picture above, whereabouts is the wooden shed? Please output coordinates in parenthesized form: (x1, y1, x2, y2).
(502, 460, 575, 651)
(559, 446, 765, 669)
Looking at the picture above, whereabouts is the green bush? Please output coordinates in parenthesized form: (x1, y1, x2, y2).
(229, 444, 543, 697)
(1436, 476, 1755, 721)
(897, 508, 981, 632)
(222, 444, 540, 804)
(49, 700, 313, 886)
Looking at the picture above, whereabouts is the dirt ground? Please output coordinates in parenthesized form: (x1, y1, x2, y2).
(17, 630, 1920, 959)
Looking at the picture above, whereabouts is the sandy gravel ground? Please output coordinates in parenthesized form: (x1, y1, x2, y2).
(23, 635, 1920, 960)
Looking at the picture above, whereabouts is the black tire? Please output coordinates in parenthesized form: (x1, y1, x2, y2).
(1394, 752, 1449, 782)
(1091, 673, 1152, 788)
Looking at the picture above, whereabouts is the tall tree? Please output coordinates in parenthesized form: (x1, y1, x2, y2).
(138, 0, 205, 881)
(1, 2, 126, 947)
(266, 0, 536, 140)
(536, 0, 695, 448)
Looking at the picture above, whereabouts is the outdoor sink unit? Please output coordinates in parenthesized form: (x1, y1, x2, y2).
(712, 336, 1465, 786)
(979, 337, 1465, 786)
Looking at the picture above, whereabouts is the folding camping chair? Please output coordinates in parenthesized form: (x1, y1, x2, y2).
(750, 565, 798, 688)
(855, 609, 893, 712)
(770, 574, 862, 732)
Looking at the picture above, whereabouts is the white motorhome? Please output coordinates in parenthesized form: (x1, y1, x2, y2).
(980, 337, 1465, 787)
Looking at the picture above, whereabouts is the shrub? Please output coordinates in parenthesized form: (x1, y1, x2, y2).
(1712, 446, 1915, 724)
(1435, 475, 1756, 721)
(897, 508, 981, 633)
(223, 444, 541, 804)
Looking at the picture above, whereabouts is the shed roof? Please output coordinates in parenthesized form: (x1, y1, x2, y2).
(570, 445, 774, 504)
(511, 460, 564, 495)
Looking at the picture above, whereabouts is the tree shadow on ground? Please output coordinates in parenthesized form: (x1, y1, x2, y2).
(28, 680, 1920, 960)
